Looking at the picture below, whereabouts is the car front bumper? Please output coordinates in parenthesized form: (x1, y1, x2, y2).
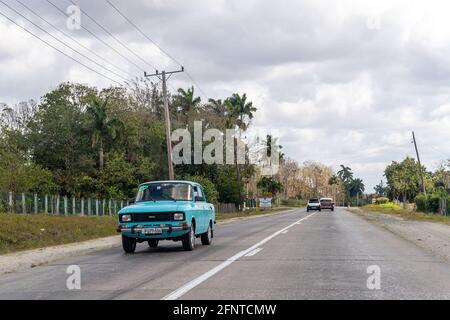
(117, 223, 190, 239)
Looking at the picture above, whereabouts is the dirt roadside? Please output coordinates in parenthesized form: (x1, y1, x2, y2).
(348, 208, 450, 262)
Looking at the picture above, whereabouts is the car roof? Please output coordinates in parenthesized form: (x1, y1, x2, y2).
(139, 180, 199, 187)
(320, 198, 333, 200)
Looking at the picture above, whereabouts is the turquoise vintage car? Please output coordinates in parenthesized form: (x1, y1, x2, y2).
(117, 181, 215, 253)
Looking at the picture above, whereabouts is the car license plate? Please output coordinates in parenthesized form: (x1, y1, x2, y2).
(142, 228, 162, 235)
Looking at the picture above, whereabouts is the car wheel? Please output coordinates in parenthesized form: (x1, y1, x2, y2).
(148, 239, 159, 248)
(201, 223, 213, 245)
(332, 207, 334, 212)
(122, 235, 136, 253)
(182, 225, 195, 251)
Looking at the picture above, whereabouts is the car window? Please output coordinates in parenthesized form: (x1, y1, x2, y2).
(193, 186, 205, 202)
(309, 199, 319, 203)
(136, 183, 192, 201)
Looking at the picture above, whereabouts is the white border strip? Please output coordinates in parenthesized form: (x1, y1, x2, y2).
(244, 247, 263, 257)
(162, 212, 317, 300)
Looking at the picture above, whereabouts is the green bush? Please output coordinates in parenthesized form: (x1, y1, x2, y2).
(415, 193, 427, 212)
(184, 175, 219, 204)
(376, 197, 389, 204)
(428, 194, 441, 213)
(415, 193, 446, 213)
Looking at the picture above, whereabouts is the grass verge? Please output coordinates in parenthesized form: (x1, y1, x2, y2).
(0, 213, 117, 255)
(359, 203, 450, 226)
(216, 206, 292, 221)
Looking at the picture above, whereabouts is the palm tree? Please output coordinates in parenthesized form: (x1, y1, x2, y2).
(208, 98, 227, 117)
(86, 97, 123, 170)
(224, 93, 257, 211)
(207, 98, 233, 130)
(337, 165, 354, 206)
(349, 178, 365, 206)
(225, 93, 257, 131)
(175, 86, 201, 120)
(337, 165, 353, 183)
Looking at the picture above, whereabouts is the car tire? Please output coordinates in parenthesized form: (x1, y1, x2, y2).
(122, 235, 136, 253)
(201, 224, 213, 245)
(331, 207, 334, 212)
(182, 225, 195, 251)
(307, 208, 310, 212)
(148, 239, 159, 248)
(319, 208, 322, 212)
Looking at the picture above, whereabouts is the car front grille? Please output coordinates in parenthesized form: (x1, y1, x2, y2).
(130, 212, 174, 222)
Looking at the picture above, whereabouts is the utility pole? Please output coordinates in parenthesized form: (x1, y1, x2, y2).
(412, 131, 426, 196)
(145, 68, 184, 180)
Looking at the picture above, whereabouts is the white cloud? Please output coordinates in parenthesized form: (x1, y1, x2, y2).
(1, 0, 450, 191)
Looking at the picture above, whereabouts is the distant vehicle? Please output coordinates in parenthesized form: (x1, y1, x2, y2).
(117, 181, 215, 253)
(307, 198, 321, 212)
(320, 198, 335, 211)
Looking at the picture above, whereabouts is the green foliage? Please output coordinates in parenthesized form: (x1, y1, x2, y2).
(1, 81, 260, 205)
(415, 193, 445, 213)
(0, 144, 58, 194)
(184, 175, 219, 204)
(376, 197, 390, 204)
(216, 167, 240, 204)
(385, 157, 423, 201)
(257, 176, 283, 196)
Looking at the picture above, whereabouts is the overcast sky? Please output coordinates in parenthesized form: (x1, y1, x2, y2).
(1, 0, 450, 191)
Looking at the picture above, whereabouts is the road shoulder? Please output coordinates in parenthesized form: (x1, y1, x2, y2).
(348, 208, 450, 262)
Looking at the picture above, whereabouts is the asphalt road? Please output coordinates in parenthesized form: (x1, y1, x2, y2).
(0, 207, 449, 300)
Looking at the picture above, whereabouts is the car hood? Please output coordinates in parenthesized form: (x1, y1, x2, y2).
(119, 201, 194, 214)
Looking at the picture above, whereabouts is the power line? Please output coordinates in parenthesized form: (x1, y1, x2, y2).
(46, 0, 146, 75)
(104, 0, 183, 67)
(15, 0, 134, 79)
(0, 8, 122, 86)
(104, 0, 209, 99)
(69, 0, 157, 72)
(0, 0, 129, 83)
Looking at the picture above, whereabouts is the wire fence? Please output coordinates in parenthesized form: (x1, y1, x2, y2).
(0, 191, 128, 216)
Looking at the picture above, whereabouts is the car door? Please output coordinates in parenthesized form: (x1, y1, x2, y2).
(202, 186, 215, 227)
(193, 185, 207, 233)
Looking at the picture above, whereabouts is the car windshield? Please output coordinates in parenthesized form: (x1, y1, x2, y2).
(309, 199, 319, 203)
(136, 183, 192, 202)
(321, 199, 332, 202)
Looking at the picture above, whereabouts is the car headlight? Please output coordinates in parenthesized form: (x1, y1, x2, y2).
(121, 214, 132, 222)
(173, 213, 185, 221)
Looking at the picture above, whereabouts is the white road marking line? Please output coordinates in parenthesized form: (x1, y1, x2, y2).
(244, 247, 263, 257)
(281, 230, 289, 234)
(162, 212, 317, 300)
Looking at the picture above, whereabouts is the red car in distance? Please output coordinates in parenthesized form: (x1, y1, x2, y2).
(320, 198, 335, 211)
